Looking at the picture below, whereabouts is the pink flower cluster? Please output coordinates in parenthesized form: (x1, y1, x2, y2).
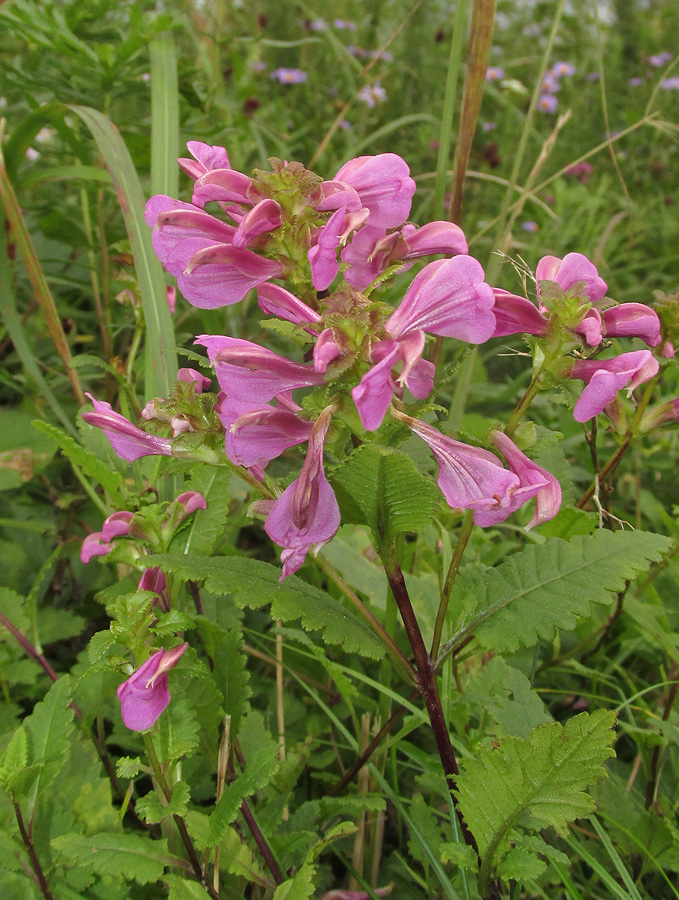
(82, 145, 666, 581)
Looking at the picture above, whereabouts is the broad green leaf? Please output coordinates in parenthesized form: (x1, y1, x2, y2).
(165, 875, 211, 900)
(208, 745, 279, 846)
(329, 445, 440, 547)
(33, 420, 126, 506)
(51, 832, 172, 884)
(136, 782, 190, 824)
(211, 625, 251, 737)
(449, 530, 672, 653)
(146, 553, 385, 659)
(180, 467, 231, 557)
(69, 105, 177, 400)
(155, 699, 200, 763)
(150, 33, 179, 199)
(455, 710, 616, 878)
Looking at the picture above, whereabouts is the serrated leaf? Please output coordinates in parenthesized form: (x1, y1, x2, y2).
(136, 782, 190, 823)
(0, 727, 27, 786)
(146, 553, 385, 659)
(23, 676, 74, 805)
(304, 821, 357, 865)
(450, 530, 672, 653)
(151, 609, 195, 636)
(211, 625, 251, 736)
(165, 874, 211, 899)
(439, 841, 478, 869)
(116, 756, 143, 779)
(32, 420, 126, 505)
(51, 832, 172, 884)
(455, 710, 616, 873)
(497, 847, 546, 881)
(329, 445, 440, 547)
(180, 467, 231, 557)
(155, 699, 200, 763)
(87, 630, 116, 665)
(272, 863, 316, 900)
(208, 745, 279, 846)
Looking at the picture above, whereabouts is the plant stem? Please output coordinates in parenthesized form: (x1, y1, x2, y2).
(12, 797, 55, 900)
(645, 664, 678, 811)
(315, 552, 417, 684)
(431, 511, 474, 659)
(577, 377, 658, 509)
(379, 544, 478, 856)
(503, 367, 544, 439)
(241, 799, 284, 885)
(0, 611, 60, 685)
(142, 734, 222, 899)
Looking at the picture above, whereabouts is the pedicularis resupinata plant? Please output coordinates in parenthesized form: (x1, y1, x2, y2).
(3, 135, 679, 899)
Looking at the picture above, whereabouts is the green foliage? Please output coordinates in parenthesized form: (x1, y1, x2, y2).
(136, 781, 190, 823)
(147, 553, 385, 659)
(456, 710, 617, 889)
(329, 445, 441, 548)
(272, 863, 317, 900)
(208, 744, 279, 846)
(51, 831, 172, 884)
(448, 530, 672, 653)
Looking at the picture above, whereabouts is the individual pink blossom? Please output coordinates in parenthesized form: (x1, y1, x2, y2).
(179, 243, 282, 309)
(191, 167, 254, 209)
(177, 142, 230, 181)
(395, 413, 520, 524)
(490, 289, 549, 338)
(352, 332, 434, 431)
(197, 335, 326, 402)
(385, 256, 496, 343)
(217, 396, 314, 468)
(264, 408, 340, 579)
(641, 397, 679, 431)
(333, 154, 416, 229)
(308, 207, 346, 290)
(473, 431, 562, 529)
(82, 394, 173, 462)
(602, 303, 661, 347)
(81, 511, 134, 564)
(166, 285, 177, 315)
(117, 643, 188, 731)
(137, 568, 169, 611)
(231, 198, 282, 248)
(257, 282, 322, 327)
(536, 252, 607, 305)
(661, 340, 675, 359)
(570, 350, 659, 422)
(177, 367, 212, 392)
(313, 329, 343, 373)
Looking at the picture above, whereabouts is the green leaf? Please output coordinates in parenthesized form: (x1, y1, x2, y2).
(116, 756, 143, 780)
(208, 745, 279, 846)
(455, 710, 616, 883)
(165, 875, 211, 900)
(69, 105, 177, 400)
(136, 782, 190, 824)
(146, 553, 385, 659)
(180, 467, 231, 557)
(497, 847, 547, 881)
(155, 699, 200, 763)
(51, 832, 172, 884)
(32, 420, 126, 506)
(449, 530, 672, 653)
(329, 445, 440, 547)
(0, 727, 27, 787)
(272, 863, 316, 900)
(211, 625, 251, 737)
(150, 33, 179, 199)
(23, 676, 74, 805)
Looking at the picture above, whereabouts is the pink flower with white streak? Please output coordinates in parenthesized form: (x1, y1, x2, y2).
(264, 408, 340, 579)
(570, 350, 659, 422)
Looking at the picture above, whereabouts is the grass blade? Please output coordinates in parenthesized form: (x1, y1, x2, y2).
(70, 105, 177, 401)
(150, 33, 179, 199)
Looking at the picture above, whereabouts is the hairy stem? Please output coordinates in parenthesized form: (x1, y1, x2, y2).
(431, 511, 474, 659)
(380, 545, 477, 855)
(12, 798, 55, 900)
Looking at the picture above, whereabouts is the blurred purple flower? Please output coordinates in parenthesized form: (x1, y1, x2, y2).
(660, 77, 679, 91)
(486, 66, 504, 82)
(551, 61, 575, 77)
(628, 77, 644, 87)
(334, 19, 357, 30)
(537, 94, 558, 113)
(357, 82, 387, 108)
(270, 68, 308, 84)
(482, 121, 497, 132)
(648, 52, 672, 67)
(251, 60, 267, 72)
(522, 221, 539, 233)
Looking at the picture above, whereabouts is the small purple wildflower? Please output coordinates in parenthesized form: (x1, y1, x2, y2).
(648, 52, 672, 67)
(358, 82, 387, 107)
(522, 221, 539, 233)
(486, 66, 504, 82)
(308, 19, 327, 31)
(551, 61, 575, 77)
(586, 72, 600, 82)
(660, 77, 679, 91)
(270, 68, 308, 84)
(628, 77, 644, 87)
(542, 74, 561, 93)
(537, 93, 558, 113)
(482, 121, 497, 132)
(251, 60, 267, 72)
(334, 19, 357, 30)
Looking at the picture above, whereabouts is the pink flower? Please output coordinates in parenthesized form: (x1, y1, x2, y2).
(602, 303, 661, 347)
(257, 282, 322, 328)
(308, 207, 346, 290)
(536, 252, 607, 305)
(333, 154, 416, 229)
(570, 350, 659, 422)
(178, 243, 283, 309)
(177, 142, 230, 181)
(490, 288, 549, 338)
(197, 335, 326, 402)
(473, 431, 562, 528)
(264, 409, 340, 579)
(396, 413, 520, 524)
(385, 256, 496, 343)
(217, 396, 313, 469)
(137, 568, 169, 611)
(82, 394, 173, 462)
(177, 368, 212, 392)
(117, 643, 188, 731)
(81, 511, 134, 563)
